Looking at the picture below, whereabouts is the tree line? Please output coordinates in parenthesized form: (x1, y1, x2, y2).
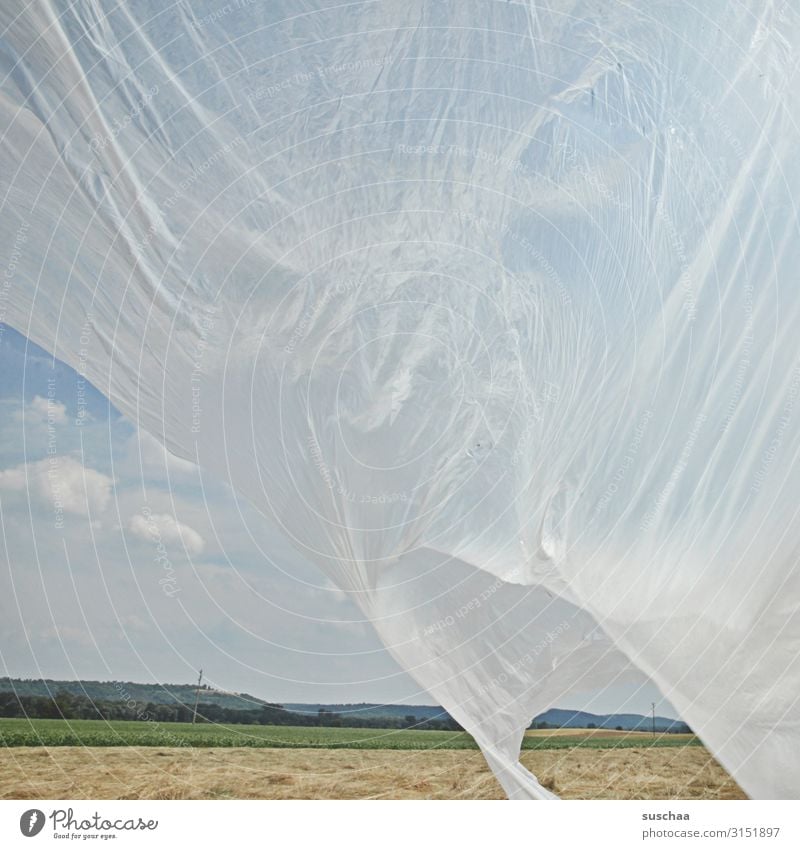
(0, 690, 463, 731)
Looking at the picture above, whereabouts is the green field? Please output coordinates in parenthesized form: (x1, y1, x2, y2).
(0, 718, 701, 751)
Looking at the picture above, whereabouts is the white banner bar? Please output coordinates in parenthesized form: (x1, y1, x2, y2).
(1, 800, 797, 848)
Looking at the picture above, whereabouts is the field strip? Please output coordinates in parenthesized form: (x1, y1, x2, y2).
(0, 718, 701, 750)
(0, 746, 745, 800)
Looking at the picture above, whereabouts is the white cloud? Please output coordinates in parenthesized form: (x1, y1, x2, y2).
(0, 455, 112, 515)
(28, 395, 67, 424)
(125, 430, 199, 477)
(127, 511, 205, 556)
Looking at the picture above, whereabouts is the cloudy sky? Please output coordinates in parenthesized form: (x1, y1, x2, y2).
(0, 323, 674, 717)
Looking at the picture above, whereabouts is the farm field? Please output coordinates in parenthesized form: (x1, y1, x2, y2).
(0, 718, 741, 799)
(0, 745, 745, 800)
(0, 717, 700, 751)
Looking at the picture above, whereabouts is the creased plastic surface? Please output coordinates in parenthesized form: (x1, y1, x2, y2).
(2, 1, 800, 798)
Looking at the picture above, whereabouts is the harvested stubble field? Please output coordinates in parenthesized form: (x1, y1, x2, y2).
(0, 745, 744, 800)
(0, 719, 744, 800)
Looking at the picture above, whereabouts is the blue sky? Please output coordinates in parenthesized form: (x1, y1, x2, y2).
(0, 323, 676, 717)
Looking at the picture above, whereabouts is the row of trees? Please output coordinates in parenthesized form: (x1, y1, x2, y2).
(0, 691, 463, 730)
(0, 691, 204, 723)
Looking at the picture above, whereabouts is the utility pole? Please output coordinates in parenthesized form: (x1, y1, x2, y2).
(192, 668, 203, 725)
(651, 702, 656, 739)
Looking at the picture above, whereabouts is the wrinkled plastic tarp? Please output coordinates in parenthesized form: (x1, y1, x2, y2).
(2, 0, 800, 798)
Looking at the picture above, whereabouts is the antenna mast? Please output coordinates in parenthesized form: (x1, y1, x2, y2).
(192, 668, 203, 725)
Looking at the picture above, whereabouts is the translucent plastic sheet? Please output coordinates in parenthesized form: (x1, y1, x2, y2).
(2, 1, 800, 798)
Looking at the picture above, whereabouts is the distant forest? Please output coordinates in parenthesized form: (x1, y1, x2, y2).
(0, 679, 462, 730)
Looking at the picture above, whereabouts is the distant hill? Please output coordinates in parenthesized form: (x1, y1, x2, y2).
(284, 703, 451, 721)
(0, 679, 687, 732)
(0, 677, 277, 713)
(532, 708, 689, 733)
